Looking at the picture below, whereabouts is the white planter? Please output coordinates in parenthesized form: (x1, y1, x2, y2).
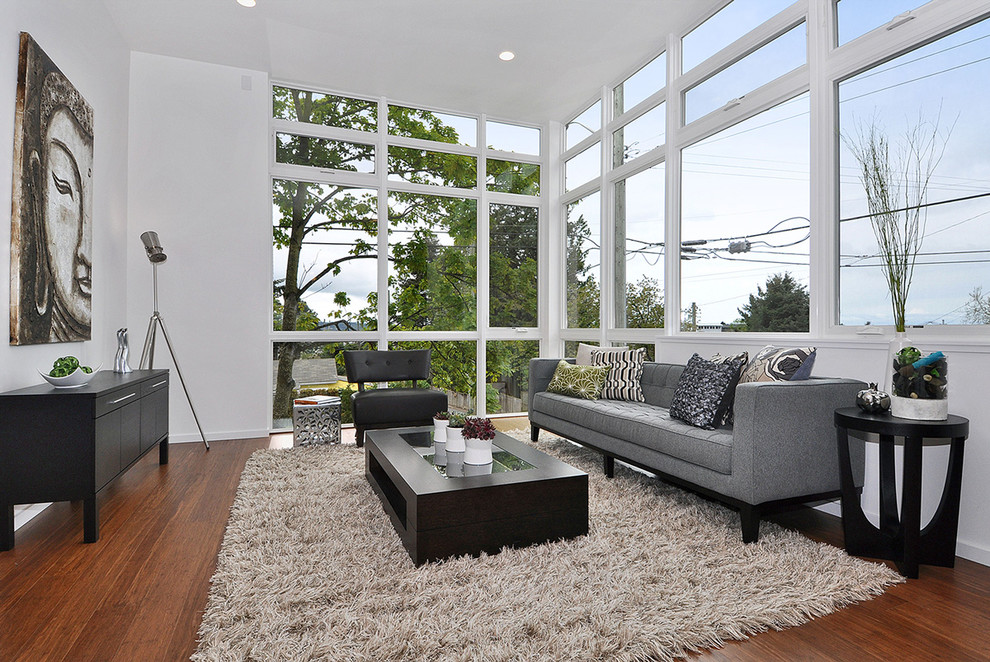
(445, 427, 465, 453)
(463, 437, 493, 465)
(890, 395, 948, 421)
(433, 419, 448, 443)
(463, 462, 493, 476)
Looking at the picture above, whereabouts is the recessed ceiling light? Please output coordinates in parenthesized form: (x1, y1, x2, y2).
(498, 51, 515, 62)
(237, 0, 256, 7)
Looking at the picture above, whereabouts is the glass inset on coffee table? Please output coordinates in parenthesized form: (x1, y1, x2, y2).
(365, 426, 588, 565)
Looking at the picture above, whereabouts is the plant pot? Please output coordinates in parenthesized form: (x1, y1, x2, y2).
(433, 419, 448, 443)
(445, 427, 465, 453)
(890, 395, 948, 421)
(463, 437, 493, 465)
(463, 462, 493, 476)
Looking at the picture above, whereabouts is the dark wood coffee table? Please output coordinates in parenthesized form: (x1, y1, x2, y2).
(365, 426, 588, 565)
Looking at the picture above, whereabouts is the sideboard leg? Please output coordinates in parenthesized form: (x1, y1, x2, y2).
(159, 437, 169, 465)
(1, 498, 13, 551)
(83, 496, 100, 543)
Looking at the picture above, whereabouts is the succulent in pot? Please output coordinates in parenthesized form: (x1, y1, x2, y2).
(462, 416, 496, 465)
(445, 412, 468, 452)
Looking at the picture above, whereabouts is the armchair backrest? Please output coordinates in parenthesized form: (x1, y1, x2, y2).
(343, 349, 432, 390)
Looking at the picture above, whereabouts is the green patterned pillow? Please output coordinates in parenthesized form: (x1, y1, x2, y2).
(547, 360, 608, 400)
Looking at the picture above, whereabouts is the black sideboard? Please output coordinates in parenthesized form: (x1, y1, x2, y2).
(0, 369, 169, 550)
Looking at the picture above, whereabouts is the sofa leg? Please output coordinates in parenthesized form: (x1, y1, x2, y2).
(603, 455, 614, 478)
(740, 505, 760, 543)
(530, 424, 540, 442)
(356, 427, 365, 448)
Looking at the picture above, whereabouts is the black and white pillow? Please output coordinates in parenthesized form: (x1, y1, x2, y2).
(710, 351, 748, 426)
(669, 353, 744, 430)
(738, 345, 816, 384)
(591, 347, 646, 402)
(575, 343, 628, 366)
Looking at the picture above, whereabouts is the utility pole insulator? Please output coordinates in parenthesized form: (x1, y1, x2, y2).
(728, 239, 751, 254)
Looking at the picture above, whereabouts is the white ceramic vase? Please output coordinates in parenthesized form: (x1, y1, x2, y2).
(445, 427, 465, 453)
(463, 437, 493, 465)
(890, 395, 949, 421)
(433, 419, 448, 443)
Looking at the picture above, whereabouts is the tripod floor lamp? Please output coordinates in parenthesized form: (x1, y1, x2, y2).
(139, 231, 209, 450)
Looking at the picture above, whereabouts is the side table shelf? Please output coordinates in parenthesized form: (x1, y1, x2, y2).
(834, 407, 968, 578)
(0, 370, 169, 550)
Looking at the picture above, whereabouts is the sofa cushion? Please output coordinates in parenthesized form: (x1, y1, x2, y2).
(739, 345, 816, 383)
(546, 360, 609, 400)
(592, 347, 646, 402)
(532, 392, 733, 474)
(575, 343, 628, 366)
(710, 351, 749, 425)
(669, 354, 743, 430)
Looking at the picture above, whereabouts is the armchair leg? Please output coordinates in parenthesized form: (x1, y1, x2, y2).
(740, 504, 761, 543)
(356, 427, 365, 448)
(530, 424, 540, 442)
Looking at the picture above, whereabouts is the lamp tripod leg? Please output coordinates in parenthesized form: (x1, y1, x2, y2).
(139, 312, 158, 371)
(146, 314, 209, 450)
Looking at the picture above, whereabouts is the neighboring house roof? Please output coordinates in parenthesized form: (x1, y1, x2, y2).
(273, 359, 340, 390)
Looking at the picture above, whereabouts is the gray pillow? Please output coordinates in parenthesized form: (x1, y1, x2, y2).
(669, 353, 744, 430)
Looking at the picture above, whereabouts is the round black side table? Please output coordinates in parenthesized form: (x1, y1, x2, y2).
(834, 407, 969, 578)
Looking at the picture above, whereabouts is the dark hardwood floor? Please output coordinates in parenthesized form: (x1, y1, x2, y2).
(2, 431, 989, 661)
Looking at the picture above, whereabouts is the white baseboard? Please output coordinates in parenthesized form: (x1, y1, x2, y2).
(167, 428, 270, 444)
(814, 502, 989, 567)
(14, 503, 51, 531)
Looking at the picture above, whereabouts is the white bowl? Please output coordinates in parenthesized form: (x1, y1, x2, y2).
(39, 364, 101, 388)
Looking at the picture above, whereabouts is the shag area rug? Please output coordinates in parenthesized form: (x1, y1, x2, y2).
(193, 430, 902, 662)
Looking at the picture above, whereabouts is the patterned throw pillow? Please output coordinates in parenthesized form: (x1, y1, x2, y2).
(547, 360, 609, 400)
(738, 345, 816, 384)
(710, 351, 749, 426)
(592, 347, 646, 402)
(669, 353, 745, 430)
(575, 343, 628, 366)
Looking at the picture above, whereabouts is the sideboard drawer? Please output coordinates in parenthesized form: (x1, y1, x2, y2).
(95, 387, 141, 417)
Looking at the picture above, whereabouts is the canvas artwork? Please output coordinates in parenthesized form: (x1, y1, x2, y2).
(9, 32, 93, 345)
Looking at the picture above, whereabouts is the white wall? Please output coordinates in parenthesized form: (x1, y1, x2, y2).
(1, 0, 130, 390)
(1, 0, 131, 529)
(658, 335, 990, 566)
(126, 52, 271, 442)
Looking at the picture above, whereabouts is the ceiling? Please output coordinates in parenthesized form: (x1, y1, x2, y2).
(102, 0, 722, 125)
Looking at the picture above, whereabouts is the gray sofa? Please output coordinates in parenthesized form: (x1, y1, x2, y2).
(528, 358, 866, 542)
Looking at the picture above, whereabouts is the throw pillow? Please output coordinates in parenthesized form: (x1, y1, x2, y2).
(669, 353, 745, 430)
(710, 351, 749, 426)
(546, 360, 609, 400)
(592, 347, 646, 402)
(738, 345, 817, 384)
(575, 342, 629, 366)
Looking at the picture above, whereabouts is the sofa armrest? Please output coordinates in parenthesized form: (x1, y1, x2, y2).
(731, 377, 866, 504)
(528, 358, 574, 412)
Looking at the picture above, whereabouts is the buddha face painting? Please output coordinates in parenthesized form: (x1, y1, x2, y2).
(9, 33, 94, 344)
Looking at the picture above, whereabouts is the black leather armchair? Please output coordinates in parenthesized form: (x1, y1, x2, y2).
(343, 349, 448, 447)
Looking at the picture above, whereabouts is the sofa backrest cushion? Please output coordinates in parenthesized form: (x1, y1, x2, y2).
(640, 362, 684, 408)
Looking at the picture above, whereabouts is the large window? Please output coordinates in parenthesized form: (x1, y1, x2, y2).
(565, 192, 601, 328)
(684, 22, 806, 124)
(271, 86, 542, 425)
(272, 181, 378, 332)
(614, 52, 666, 115)
(835, 0, 930, 46)
(615, 165, 665, 329)
(681, 94, 810, 332)
(490, 203, 538, 327)
(682, 0, 795, 73)
(838, 17, 990, 327)
(566, 100, 601, 149)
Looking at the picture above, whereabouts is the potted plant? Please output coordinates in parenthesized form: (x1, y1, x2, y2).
(462, 416, 496, 465)
(445, 412, 467, 452)
(433, 411, 449, 443)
